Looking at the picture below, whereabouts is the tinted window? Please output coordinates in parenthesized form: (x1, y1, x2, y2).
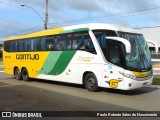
(55, 35, 63, 51)
(17, 40, 24, 52)
(4, 31, 96, 53)
(4, 41, 11, 52)
(72, 32, 96, 54)
(45, 37, 54, 51)
(92, 30, 117, 49)
(66, 34, 72, 50)
(108, 42, 123, 67)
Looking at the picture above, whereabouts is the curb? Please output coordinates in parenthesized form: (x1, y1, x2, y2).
(149, 85, 160, 88)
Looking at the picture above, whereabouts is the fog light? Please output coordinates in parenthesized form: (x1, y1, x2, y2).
(129, 83, 132, 87)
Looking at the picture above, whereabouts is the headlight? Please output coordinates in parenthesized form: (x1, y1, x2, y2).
(120, 72, 137, 80)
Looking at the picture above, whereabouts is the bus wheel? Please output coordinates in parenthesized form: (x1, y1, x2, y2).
(84, 73, 98, 92)
(22, 68, 29, 81)
(14, 68, 22, 80)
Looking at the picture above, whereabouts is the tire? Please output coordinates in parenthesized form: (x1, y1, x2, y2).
(14, 68, 22, 80)
(84, 73, 98, 92)
(22, 68, 30, 81)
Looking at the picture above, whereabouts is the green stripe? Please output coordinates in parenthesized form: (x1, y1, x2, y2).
(38, 51, 76, 75)
(60, 30, 74, 34)
(37, 52, 62, 74)
(60, 28, 89, 34)
(73, 28, 89, 32)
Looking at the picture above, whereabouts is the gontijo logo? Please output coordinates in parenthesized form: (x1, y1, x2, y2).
(106, 80, 122, 88)
(16, 54, 39, 60)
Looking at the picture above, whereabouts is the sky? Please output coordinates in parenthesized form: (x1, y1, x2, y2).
(0, 0, 160, 43)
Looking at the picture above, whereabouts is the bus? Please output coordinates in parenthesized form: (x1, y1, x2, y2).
(3, 23, 153, 91)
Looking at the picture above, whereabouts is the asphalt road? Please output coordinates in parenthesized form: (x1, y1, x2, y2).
(0, 72, 160, 119)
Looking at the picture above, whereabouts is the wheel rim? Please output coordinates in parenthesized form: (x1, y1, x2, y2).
(87, 77, 96, 89)
(15, 69, 20, 78)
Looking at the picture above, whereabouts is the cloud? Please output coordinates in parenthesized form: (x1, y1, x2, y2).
(3, 0, 103, 13)
(0, 0, 160, 38)
(0, 20, 43, 38)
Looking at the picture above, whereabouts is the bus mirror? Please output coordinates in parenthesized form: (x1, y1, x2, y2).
(106, 37, 131, 53)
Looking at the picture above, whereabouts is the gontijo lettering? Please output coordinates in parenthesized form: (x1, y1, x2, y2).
(16, 54, 39, 60)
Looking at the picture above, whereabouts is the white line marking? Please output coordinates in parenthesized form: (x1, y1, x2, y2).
(0, 71, 4, 72)
(153, 68, 160, 70)
(0, 84, 17, 88)
(153, 73, 160, 75)
(152, 59, 160, 62)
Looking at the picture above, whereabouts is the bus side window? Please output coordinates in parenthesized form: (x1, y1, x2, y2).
(17, 40, 24, 52)
(72, 32, 85, 50)
(79, 32, 96, 54)
(92, 30, 117, 49)
(66, 34, 72, 50)
(10, 40, 17, 52)
(30, 39, 34, 51)
(36, 38, 41, 51)
(59, 35, 66, 50)
(4, 41, 11, 52)
(85, 37, 96, 54)
(46, 37, 54, 51)
(28, 39, 38, 51)
(55, 35, 63, 51)
(24, 39, 28, 51)
(10, 41, 13, 52)
(41, 38, 46, 51)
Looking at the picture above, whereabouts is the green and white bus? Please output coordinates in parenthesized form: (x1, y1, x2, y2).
(3, 23, 153, 91)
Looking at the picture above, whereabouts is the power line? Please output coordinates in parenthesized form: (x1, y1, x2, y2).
(4, 6, 160, 38)
(4, 6, 160, 37)
(47, 5, 160, 26)
(2, 2, 160, 37)
(0, 2, 31, 11)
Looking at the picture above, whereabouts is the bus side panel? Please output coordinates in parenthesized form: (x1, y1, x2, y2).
(3, 51, 50, 78)
(73, 51, 103, 87)
(61, 63, 79, 84)
(3, 51, 17, 75)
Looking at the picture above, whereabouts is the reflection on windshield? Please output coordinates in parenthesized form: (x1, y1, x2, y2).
(118, 32, 151, 71)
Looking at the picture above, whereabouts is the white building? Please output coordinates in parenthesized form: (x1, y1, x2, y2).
(136, 26, 160, 54)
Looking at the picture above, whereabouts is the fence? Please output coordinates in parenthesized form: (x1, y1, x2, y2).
(151, 53, 160, 59)
(151, 53, 160, 76)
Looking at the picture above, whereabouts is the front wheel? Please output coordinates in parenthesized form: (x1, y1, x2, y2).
(84, 73, 98, 92)
(22, 68, 30, 81)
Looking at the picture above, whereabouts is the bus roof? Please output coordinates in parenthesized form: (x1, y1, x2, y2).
(5, 23, 140, 41)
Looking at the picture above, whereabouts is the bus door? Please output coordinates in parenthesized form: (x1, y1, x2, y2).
(105, 40, 125, 89)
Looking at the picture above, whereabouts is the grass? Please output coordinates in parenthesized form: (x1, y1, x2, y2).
(0, 58, 3, 65)
(0, 68, 3, 71)
(153, 78, 160, 85)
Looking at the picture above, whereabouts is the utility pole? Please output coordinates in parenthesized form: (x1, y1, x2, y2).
(44, 0, 48, 30)
(21, 0, 48, 30)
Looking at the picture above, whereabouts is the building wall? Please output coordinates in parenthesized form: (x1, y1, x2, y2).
(136, 26, 160, 48)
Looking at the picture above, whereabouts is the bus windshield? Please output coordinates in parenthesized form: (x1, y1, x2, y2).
(118, 32, 152, 71)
